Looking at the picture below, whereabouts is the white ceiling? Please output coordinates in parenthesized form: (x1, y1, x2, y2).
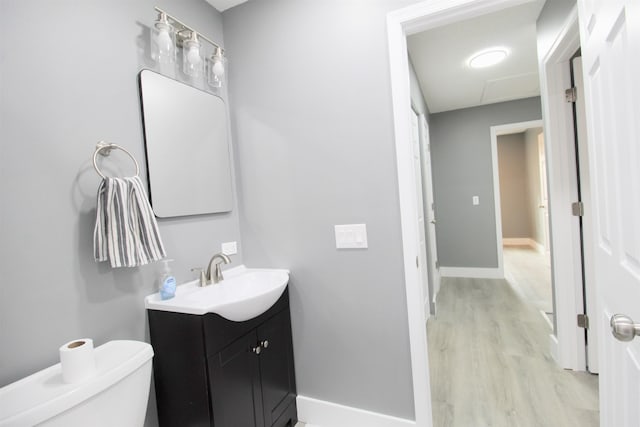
(407, 1, 546, 114)
(205, 0, 249, 12)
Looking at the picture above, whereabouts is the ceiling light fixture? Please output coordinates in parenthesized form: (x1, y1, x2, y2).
(468, 48, 508, 69)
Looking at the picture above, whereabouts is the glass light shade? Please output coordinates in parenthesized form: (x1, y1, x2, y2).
(150, 14, 175, 64)
(182, 34, 202, 77)
(207, 48, 226, 88)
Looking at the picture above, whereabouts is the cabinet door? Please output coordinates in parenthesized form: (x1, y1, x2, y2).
(209, 331, 265, 427)
(258, 310, 297, 426)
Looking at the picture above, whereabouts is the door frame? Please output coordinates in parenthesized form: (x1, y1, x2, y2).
(490, 118, 544, 253)
(538, 6, 586, 371)
(419, 113, 441, 316)
(388, 3, 588, 424)
(387, 1, 544, 425)
(410, 107, 432, 320)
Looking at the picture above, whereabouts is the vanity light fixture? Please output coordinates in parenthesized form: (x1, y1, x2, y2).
(468, 48, 508, 69)
(150, 7, 226, 86)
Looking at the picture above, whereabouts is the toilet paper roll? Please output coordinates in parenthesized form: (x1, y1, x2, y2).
(59, 338, 96, 383)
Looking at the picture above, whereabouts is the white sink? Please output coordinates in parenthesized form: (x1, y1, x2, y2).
(145, 265, 289, 321)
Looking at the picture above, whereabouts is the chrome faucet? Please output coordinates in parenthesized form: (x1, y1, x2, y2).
(206, 253, 231, 284)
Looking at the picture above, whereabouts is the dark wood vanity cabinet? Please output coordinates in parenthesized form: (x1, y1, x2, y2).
(148, 290, 297, 427)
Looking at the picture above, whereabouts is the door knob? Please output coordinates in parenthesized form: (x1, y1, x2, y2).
(430, 220, 436, 224)
(261, 340, 269, 349)
(252, 345, 262, 355)
(610, 314, 640, 342)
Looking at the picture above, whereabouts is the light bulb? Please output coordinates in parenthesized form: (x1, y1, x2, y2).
(212, 59, 224, 77)
(187, 46, 201, 65)
(157, 28, 173, 56)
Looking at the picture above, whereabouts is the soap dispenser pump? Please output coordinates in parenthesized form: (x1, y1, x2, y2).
(159, 259, 177, 300)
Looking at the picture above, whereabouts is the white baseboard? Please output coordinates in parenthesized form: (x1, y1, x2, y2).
(439, 267, 504, 279)
(296, 395, 415, 427)
(540, 310, 554, 330)
(503, 237, 545, 254)
(549, 333, 559, 365)
(503, 237, 533, 246)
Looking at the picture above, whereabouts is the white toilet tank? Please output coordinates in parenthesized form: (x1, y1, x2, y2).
(0, 340, 153, 427)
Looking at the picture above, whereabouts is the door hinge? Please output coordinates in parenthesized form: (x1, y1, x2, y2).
(565, 87, 577, 103)
(578, 314, 590, 329)
(572, 201, 584, 217)
(416, 256, 419, 268)
(435, 260, 439, 269)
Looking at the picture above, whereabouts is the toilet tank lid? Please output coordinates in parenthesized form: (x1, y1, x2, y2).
(0, 340, 153, 426)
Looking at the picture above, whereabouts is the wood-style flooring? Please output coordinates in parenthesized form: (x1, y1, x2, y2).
(503, 246, 553, 319)
(428, 247, 599, 427)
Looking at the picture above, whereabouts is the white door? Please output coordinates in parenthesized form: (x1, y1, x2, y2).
(577, 0, 640, 424)
(572, 56, 599, 373)
(537, 133, 550, 255)
(411, 110, 430, 316)
(419, 114, 441, 315)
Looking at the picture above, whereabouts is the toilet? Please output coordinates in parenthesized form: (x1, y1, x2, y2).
(0, 340, 153, 427)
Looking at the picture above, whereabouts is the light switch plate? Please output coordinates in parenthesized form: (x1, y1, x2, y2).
(472, 196, 480, 205)
(221, 241, 238, 255)
(335, 224, 368, 249)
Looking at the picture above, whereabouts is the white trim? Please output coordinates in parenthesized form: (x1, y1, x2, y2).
(439, 266, 504, 279)
(387, 8, 432, 427)
(538, 7, 585, 371)
(532, 240, 545, 254)
(549, 333, 560, 365)
(503, 237, 535, 246)
(297, 396, 416, 427)
(492, 119, 544, 136)
(490, 124, 506, 284)
(491, 119, 544, 278)
(503, 237, 544, 253)
(540, 309, 554, 330)
(387, 2, 542, 425)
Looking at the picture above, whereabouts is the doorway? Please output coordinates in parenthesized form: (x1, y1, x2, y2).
(495, 122, 554, 329)
(387, 1, 596, 426)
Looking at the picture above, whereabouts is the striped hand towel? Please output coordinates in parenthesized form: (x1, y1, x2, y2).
(93, 176, 166, 268)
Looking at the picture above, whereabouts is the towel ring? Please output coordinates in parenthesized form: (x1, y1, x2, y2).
(92, 141, 140, 179)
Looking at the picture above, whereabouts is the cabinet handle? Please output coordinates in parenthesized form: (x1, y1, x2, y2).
(261, 340, 269, 349)
(252, 345, 262, 355)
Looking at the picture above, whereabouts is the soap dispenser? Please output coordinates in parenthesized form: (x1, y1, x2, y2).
(158, 259, 177, 300)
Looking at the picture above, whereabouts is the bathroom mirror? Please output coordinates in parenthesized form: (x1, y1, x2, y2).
(139, 70, 232, 217)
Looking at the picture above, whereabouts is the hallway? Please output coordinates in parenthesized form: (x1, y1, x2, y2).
(427, 249, 599, 426)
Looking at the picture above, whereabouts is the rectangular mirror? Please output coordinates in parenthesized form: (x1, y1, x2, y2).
(139, 70, 233, 217)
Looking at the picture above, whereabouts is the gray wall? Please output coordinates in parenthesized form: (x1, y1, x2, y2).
(498, 133, 532, 238)
(223, 0, 418, 420)
(0, 1, 240, 426)
(537, 0, 577, 61)
(429, 97, 542, 268)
